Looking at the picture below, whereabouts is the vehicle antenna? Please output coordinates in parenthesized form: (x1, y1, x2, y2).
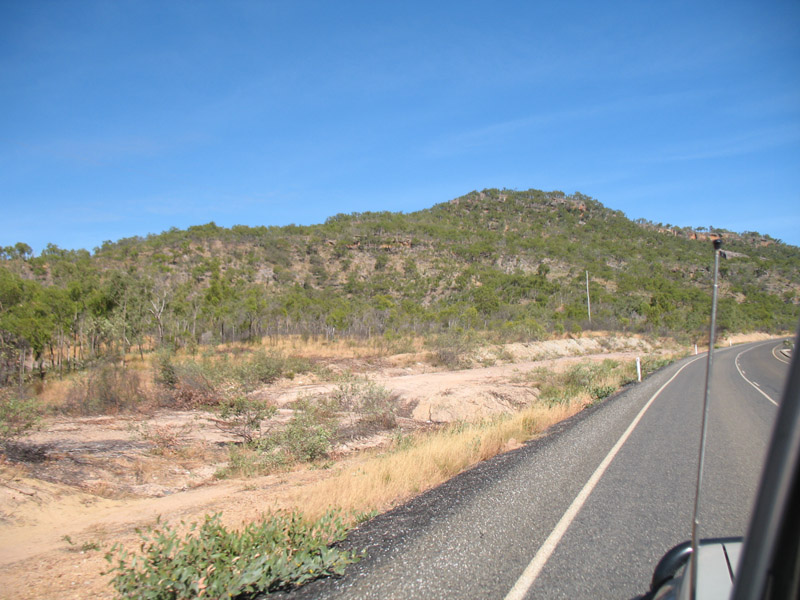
(689, 238, 723, 600)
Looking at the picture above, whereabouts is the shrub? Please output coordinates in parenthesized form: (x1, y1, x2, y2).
(104, 511, 359, 599)
(215, 395, 277, 444)
(331, 379, 397, 432)
(217, 399, 336, 478)
(0, 391, 40, 450)
(155, 350, 178, 388)
(158, 351, 313, 410)
(216, 444, 286, 479)
(530, 359, 633, 406)
(64, 364, 145, 415)
(237, 351, 312, 386)
(215, 377, 397, 477)
(280, 408, 334, 462)
(170, 361, 219, 409)
(234, 351, 285, 387)
(133, 422, 195, 456)
(428, 330, 478, 369)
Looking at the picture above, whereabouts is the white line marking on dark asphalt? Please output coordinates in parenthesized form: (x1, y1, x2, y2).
(772, 343, 791, 364)
(734, 344, 779, 407)
(503, 358, 701, 600)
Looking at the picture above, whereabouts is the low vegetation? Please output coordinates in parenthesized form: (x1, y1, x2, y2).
(63, 362, 146, 415)
(156, 349, 314, 410)
(0, 389, 39, 451)
(216, 377, 398, 479)
(288, 353, 677, 518)
(291, 401, 584, 519)
(105, 511, 360, 599)
(524, 355, 672, 406)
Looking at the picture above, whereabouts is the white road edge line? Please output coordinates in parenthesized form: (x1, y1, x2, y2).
(772, 343, 791, 365)
(735, 344, 779, 407)
(504, 358, 701, 600)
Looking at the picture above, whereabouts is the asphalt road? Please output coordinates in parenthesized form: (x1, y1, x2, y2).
(283, 339, 789, 600)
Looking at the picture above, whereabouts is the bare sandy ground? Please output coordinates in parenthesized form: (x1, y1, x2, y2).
(1, 333, 768, 599)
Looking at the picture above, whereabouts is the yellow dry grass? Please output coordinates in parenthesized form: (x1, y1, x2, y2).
(257, 334, 425, 359)
(35, 366, 163, 412)
(35, 375, 76, 408)
(284, 400, 582, 519)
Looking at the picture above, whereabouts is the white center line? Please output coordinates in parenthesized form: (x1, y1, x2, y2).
(504, 358, 700, 600)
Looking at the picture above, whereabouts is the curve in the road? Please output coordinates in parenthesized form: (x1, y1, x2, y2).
(734, 342, 781, 406)
(771, 344, 791, 365)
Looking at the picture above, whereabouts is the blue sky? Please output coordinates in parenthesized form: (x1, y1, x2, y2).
(2, 0, 799, 254)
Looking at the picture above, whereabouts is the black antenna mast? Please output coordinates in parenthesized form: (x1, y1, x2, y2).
(689, 237, 723, 599)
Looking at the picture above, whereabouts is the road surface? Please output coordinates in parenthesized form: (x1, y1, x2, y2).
(283, 339, 789, 600)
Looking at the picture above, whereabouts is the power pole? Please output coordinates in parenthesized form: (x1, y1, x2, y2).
(585, 270, 592, 325)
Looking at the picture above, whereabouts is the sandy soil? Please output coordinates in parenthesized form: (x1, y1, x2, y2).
(0, 334, 687, 599)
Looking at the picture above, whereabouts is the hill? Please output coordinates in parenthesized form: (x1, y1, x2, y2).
(1, 188, 798, 381)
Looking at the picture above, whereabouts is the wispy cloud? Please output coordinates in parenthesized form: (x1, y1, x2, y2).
(140, 193, 274, 218)
(421, 106, 605, 159)
(421, 91, 708, 159)
(24, 137, 163, 165)
(18, 131, 207, 166)
(643, 126, 800, 163)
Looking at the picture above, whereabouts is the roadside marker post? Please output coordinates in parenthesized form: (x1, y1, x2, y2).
(636, 357, 642, 382)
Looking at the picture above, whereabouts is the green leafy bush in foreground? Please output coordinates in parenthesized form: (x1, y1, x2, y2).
(105, 511, 359, 599)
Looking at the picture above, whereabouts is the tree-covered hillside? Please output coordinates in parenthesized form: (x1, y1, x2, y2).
(2, 189, 798, 383)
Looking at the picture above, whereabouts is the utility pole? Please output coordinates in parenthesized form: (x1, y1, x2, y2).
(585, 270, 592, 325)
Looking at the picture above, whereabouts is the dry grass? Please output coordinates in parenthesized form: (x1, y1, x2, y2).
(273, 355, 684, 520)
(35, 374, 80, 410)
(255, 335, 424, 359)
(36, 362, 162, 413)
(131, 457, 162, 485)
(284, 400, 582, 519)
